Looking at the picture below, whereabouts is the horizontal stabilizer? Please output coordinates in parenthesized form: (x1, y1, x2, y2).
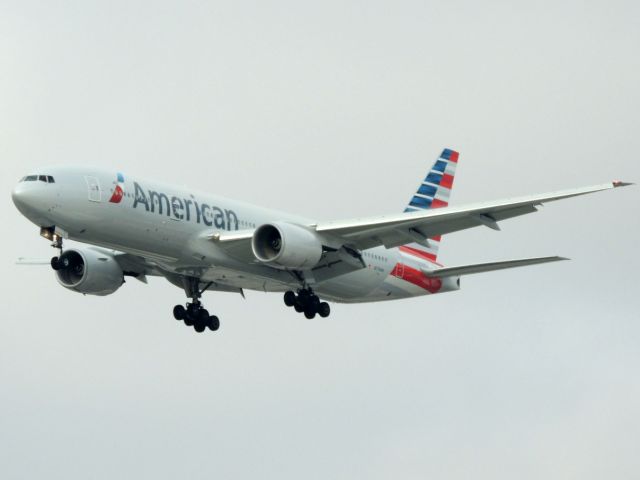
(424, 256, 568, 278)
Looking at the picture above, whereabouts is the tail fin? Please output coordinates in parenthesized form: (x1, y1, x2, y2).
(401, 148, 459, 261)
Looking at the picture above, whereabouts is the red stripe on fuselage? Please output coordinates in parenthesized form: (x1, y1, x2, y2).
(431, 198, 447, 208)
(449, 151, 459, 163)
(399, 246, 442, 265)
(391, 263, 442, 293)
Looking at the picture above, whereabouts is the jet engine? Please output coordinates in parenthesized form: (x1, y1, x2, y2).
(53, 247, 124, 296)
(252, 222, 323, 269)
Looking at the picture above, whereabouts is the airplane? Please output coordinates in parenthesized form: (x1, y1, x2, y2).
(11, 149, 631, 333)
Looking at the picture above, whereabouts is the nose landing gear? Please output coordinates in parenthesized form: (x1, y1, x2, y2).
(284, 289, 330, 319)
(42, 226, 64, 270)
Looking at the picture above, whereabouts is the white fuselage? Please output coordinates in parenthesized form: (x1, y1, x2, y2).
(12, 166, 459, 303)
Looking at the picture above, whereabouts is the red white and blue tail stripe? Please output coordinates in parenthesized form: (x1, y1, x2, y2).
(400, 148, 459, 262)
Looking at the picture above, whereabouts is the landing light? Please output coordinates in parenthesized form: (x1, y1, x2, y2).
(40, 227, 63, 249)
(40, 227, 54, 240)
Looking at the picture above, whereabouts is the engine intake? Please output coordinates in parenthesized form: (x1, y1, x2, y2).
(55, 247, 124, 296)
(252, 222, 323, 269)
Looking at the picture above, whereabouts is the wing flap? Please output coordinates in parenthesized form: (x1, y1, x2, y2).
(425, 256, 568, 278)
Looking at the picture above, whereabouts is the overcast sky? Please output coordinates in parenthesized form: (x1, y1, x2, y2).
(1, 1, 639, 479)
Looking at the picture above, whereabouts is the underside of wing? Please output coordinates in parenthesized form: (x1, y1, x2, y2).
(111, 251, 164, 281)
(209, 229, 365, 282)
(209, 229, 255, 263)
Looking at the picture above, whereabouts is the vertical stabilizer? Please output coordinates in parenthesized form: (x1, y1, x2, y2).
(401, 148, 459, 262)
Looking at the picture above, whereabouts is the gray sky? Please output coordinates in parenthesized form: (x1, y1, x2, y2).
(1, 1, 639, 479)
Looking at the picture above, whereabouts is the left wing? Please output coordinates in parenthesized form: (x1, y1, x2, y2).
(314, 181, 631, 250)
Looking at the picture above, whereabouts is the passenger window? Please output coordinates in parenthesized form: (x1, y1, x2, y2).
(47, 176, 55, 183)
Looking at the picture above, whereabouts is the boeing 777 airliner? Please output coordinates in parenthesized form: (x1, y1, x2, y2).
(12, 149, 631, 332)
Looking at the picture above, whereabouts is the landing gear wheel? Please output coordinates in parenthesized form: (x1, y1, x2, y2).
(309, 295, 320, 309)
(184, 304, 197, 325)
(318, 302, 331, 318)
(208, 315, 220, 331)
(284, 291, 296, 307)
(50, 257, 60, 271)
(289, 287, 331, 319)
(193, 309, 209, 332)
(297, 290, 310, 305)
(173, 305, 186, 320)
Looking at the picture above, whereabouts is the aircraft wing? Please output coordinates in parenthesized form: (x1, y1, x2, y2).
(314, 182, 631, 250)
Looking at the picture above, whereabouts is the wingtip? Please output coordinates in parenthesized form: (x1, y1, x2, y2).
(612, 180, 634, 188)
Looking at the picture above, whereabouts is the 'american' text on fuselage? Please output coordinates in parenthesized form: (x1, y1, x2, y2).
(132, 181, 239, 230)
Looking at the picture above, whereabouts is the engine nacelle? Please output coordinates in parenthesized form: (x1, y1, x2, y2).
(55, 247, 124, 296)
(252, 222, 323, 269)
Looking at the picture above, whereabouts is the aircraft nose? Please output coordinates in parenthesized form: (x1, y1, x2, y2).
(11, 181, 53, 216)
(11, 183, 32, 210)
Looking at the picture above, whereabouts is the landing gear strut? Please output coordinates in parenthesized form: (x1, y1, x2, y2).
(173, 277, 220, 333)
(42, 226, 64, 271)
(283, 289, 331, 319)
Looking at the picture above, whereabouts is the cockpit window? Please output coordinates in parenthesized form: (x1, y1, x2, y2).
(20, 174, 55, 183)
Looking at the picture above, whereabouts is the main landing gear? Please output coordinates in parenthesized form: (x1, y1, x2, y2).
(173, 277, 220, 333)
(284, 289, 331, 319)
(173, 302, 219, 333)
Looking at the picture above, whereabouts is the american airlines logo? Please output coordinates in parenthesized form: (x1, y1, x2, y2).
(108, 173, 125, 203)
(132, 181, 239, 230)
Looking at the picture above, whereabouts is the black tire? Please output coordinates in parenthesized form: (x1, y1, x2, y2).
(297, 290, 310, 305)
(184, 314, 194, 327)
(173, 305, 186, 320)
(310, 295, 320, 308)
(50, 257, 60, 271)
(187, 303, 199, 315)
(208, 315, 220, 331)
(318, 302, 331, 318)
(194, 322, 206, 333)
(304, 308, 316, 319)
(294, 302, 304, 313)
(199, 309, 209, 322)
(283, 291, 296, 307)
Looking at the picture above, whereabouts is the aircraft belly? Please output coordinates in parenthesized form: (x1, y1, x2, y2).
(314, 264, 390, 302)
(197, 266, 290, 291)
